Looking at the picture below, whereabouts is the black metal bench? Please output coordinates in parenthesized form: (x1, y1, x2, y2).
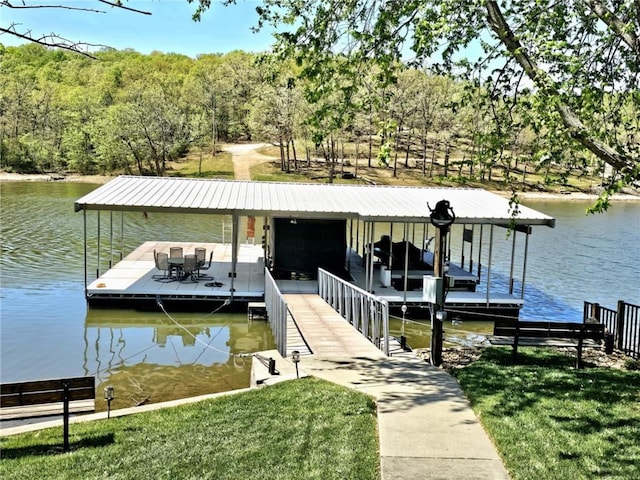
(490, 320, 606, 368)
(1, 376, 96, 451)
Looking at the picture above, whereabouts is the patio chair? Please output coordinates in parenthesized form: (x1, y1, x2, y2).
(169, 246, 183, 259)
(153, 251, 174, 282)
(180, 254, 199, 283)
(194, 248, 213, 279)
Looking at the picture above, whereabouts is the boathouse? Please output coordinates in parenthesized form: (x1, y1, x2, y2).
(74, 176, 555, 318)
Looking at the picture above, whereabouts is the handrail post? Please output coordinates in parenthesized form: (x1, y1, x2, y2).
(616, 300, 626, 350)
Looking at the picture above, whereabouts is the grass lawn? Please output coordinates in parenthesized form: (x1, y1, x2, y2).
(0, 378, 378, 480)
(168, 150, 235, 179)
(451, 348, 640, 480)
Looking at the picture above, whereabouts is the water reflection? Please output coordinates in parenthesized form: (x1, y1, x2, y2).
(390, 314, 495, 350)
(84, 309, 275, 411)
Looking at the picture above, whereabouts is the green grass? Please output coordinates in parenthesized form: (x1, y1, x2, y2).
(168, 150, 235, 179)
(451, 348, 640, 480)
(0, 378, 379, 480)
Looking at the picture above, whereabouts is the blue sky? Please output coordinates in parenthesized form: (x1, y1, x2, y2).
(1, 1, 277, 56)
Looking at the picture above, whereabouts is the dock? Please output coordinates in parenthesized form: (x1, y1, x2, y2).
(86, 241, 265, 306)
(88, 241, 523, 319)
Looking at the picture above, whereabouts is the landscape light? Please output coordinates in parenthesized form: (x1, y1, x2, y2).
(104, 385, 114, 419)
(291, 350, 301, 378)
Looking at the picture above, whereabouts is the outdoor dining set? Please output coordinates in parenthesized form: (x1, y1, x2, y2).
(153, 247, 213, 283)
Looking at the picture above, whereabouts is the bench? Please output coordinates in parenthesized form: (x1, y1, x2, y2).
(490, 320, 606, 368)
(1, 376, 96, 451)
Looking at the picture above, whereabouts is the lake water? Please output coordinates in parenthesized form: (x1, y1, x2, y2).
(1, 182, 638, 410)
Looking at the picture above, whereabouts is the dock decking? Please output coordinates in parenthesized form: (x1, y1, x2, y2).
(88, 242, 523, 319)
(86, 241, 265, 306)
(284, 294, 387, 359)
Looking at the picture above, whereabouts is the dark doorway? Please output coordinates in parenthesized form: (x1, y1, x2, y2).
(273, 218, 347, 279)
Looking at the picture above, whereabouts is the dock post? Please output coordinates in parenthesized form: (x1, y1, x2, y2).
(616, 300, 626, 350)
(428, 199, 455, 367)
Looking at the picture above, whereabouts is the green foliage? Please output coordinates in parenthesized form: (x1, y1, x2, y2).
(2, 5, 637, 202)
(0, 45, 260, 176)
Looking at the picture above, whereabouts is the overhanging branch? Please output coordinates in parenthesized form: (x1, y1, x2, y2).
(0, 0, 152, 57)
(484, 0, 635, 173)
(0, 25, 101, 58)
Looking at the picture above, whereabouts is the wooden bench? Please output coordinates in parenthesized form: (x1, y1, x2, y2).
(1, 376, 96, 451)
(490, 320, 606, 368)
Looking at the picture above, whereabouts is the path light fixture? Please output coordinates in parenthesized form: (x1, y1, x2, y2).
(428, 199, 455, 367)
(291, 350, 301, 378)
(104, 385, 114, 419)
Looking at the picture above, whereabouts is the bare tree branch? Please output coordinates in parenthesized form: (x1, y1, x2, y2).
(0, 23, 103, 58)
(0, 0, 152, 56)
(0, 0, 105, 13)
(97, 0, 151, 16)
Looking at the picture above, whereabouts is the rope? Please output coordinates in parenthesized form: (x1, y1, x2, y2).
(91, 343, 159, 376)
(389, 314, 430, 325)
(445, 308, 520, 321)
(156, 297, 253, 359)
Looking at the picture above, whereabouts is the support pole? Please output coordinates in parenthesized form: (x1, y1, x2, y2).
(63, 382, 70, 452)
(83, 210, 88, 298)
(96, 211, 101, 278)
(428, 199, 455, 368)
(486, 225, 494, 308)
(509, 229, 517, 295)
(521, 228, 530, 299)
(230, 214, 239, 302)
(368, 222, 376, 292)
(430, 224, 447, 366)
(403, 223, 409, 304)
(109, 211, 113, 269)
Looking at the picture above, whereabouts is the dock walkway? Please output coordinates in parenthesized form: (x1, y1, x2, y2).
(284, 294, 386, 359)
(278, 293, 510, 480)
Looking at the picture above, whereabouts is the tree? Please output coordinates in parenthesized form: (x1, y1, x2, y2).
(218, 0, 638, 207)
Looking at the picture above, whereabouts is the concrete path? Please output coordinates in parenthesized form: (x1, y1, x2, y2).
(297, 353, 510, 480)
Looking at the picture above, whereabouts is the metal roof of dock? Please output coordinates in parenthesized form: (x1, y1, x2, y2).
(74, 176, 555, 227)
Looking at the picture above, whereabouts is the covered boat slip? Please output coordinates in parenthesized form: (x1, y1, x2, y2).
(75, 176, 555, 315)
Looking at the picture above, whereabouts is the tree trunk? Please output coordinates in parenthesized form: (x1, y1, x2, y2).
(211, 100, 217, 157)
(279, 137, 286, 171)
(443, 142, 450, 178)
(291, 137, 298, 171)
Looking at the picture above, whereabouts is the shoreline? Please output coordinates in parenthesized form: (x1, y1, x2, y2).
(1, 171, 638, 201)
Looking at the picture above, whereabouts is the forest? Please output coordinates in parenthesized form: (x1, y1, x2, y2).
(0, 41, 634, 195)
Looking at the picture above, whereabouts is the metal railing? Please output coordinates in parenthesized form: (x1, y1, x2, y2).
(318, 268, 390, 355)
(584, 300, 640, 359)
(264, 268, 288, 357)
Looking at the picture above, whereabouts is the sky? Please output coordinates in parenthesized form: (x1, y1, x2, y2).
(1, 0, 278, 57)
